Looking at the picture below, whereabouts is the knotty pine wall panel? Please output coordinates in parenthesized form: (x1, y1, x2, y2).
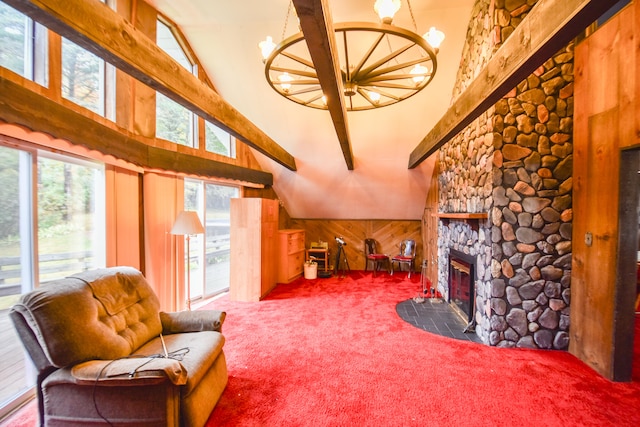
(289, 219, 422, 272)
(570, 0, 639, 381)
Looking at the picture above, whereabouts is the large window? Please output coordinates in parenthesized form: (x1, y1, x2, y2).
(205, 121, 236, 158)
(156, 20, 192, 70)
(154, 18, 235, 158)
(156, 19, 196, 147)
(0, 1, 48, 86)
(183, 179, 237, 303)
(37, 153, 106, 280)
(0, 143, 105, 419)
(61, 38, 106, 116)
(156, 92, 194, 147)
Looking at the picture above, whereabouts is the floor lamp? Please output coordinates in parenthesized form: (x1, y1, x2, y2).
(170, 211, 205, 310)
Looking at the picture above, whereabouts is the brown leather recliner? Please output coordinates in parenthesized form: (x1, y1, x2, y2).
(10, 266, 227, 427)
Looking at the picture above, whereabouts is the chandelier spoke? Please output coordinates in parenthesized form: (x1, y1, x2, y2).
(357, 87, 383, 107)
(303, 92, 326, 106)
(364, 57, 432, 81)
(364, 73, 431, 84)
(342, 30, 352, 82)
(286, 80, 321, 86)
(285, 85, 323, 96)
(356, 42, 416, 79)
(360, 86, 402, 101)
(280, 50, 316, 70)
(365, 83, 418, 92)
(350, 32, 386, 80)
(270, 66, 318, 79)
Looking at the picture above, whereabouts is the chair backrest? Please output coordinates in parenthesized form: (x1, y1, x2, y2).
(399, 239, 416, 258)
(9, 266, 162, 372)
(364, 238, 378, 256)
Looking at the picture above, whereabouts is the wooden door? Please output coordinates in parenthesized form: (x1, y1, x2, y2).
(570, 2, 638, 381)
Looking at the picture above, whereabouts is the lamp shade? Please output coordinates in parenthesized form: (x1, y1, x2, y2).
(170, 211, 205, 235)
(259, 35, 276, 61)
(374, 0, 401, 24)
(424, 27, 445, 50)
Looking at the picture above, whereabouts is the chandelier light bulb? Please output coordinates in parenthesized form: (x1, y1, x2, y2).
(374, 0, 401, 24)
(259, 36, 276, 61)
(369, 90, 381, 103)
(410, 64, 428, 84)
(423, 27, 445, 50)
(321, 94, 327, 106)
(278, 72, 293, 92)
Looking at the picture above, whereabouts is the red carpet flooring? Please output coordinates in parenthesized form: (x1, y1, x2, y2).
(204, 272, 640, 426)
(3, 271, 640, 426)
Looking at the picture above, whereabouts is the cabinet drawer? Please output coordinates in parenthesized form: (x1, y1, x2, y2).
(287, 251, 304, 278)
(277, 229, 305, 283)
(287, 233, 304, 253)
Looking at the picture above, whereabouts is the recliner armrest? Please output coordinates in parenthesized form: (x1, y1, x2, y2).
(160, 310, 226, 334)
(70, 357, 187, 386)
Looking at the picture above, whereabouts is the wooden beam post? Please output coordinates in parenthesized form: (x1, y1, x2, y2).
(407, 0, 620, 168)
(3, 0, 297, 171)
(293, 0, 354, 170)
(0, 75, 273, 186)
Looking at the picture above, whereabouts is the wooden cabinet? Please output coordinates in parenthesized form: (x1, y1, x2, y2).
(278, 229, 305, 283)
(229, 198, 279, 301)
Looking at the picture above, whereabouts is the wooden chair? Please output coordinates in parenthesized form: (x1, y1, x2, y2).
(391, 239, 417, 278)
(364, 238, 389, 276)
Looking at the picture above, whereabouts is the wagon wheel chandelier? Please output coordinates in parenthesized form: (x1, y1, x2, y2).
(259, 0, 445, 111)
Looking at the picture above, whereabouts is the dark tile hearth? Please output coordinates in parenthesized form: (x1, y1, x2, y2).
(396, 298, 483, 343)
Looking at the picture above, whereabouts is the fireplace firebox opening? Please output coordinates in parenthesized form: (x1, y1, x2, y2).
(448, 249, 476, 328)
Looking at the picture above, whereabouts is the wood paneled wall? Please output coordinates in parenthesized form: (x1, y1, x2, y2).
(571, 0, 639, 381)
(423, 158, 439, 287)
(288, 219, 422, 272)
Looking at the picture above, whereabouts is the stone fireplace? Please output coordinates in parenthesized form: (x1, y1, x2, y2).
(434, 0, 573, 350)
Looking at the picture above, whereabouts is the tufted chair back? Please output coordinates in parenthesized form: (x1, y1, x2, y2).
(10, 266, 162, 371)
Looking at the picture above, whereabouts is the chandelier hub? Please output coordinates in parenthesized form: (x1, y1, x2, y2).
(344, 82, 358, 97)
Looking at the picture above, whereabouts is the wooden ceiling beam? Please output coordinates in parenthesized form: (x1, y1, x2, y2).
(3, 0, 297, 171)
(408, 0, 620, 168)
(0, 75, 273, 186)
(293, 0, 354, 170)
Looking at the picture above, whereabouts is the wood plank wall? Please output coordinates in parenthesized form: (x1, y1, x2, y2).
(288, 219, 423, 273)
(423, 159, 439, 286)
(571, 0, 639, 381)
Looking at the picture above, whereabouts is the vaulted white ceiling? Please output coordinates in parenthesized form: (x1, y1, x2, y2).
(147, 0, 475, 219)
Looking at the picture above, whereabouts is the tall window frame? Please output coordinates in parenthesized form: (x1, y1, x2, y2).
(59, 0, 114, 119)
(0, 1, 48, 87)
(183, 178, 238, 304)
(205, 120, 236, 158)
(155, 18, 198, 148)
(0, 139, 107, 419)
(61, 37, 116, 120)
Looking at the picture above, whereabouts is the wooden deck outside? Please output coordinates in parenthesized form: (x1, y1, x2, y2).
(0, 308, 34, 407)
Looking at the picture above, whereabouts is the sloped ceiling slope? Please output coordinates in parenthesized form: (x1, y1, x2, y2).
(147, 0, 475, 219)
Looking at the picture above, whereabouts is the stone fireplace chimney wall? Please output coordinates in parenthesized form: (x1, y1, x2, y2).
(437, 0, 573, 350)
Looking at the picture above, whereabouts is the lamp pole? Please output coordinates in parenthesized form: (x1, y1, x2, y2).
(185, 233, 192, 310)
(170, 211, 205, 311)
